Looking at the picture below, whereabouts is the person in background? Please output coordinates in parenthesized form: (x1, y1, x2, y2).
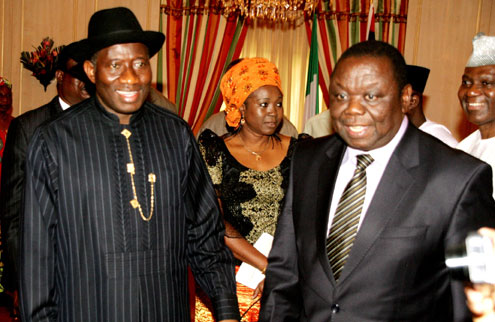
(0, 76, 13, 315)
(147, 86, 177, 113)
(404, 64, 458, 147)
(0, 40, 91, 319)
(197, 110, 299, 139)
(303, 64, 461, 144)
(197, 57, 303, 321)
(457, 33, 495, 200)
(0, 77, 13, 179)
(260, 40, 495, 322)
(19, 7, 239, 322)
(196, 58, 298, 140)
(303, 109, 333, 138)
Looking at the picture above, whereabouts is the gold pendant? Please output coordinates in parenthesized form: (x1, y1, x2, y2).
(148, 173, 156, 183)
(255, 155, 262, 161)
(130, 199, 139, 208)
(127, 163, 135, 174)
(121, 129, 132, 138)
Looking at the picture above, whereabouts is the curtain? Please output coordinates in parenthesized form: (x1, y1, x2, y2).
(306, 0, 409, 111)
(240, 20, 310, 131)
(158, 0, 408, 132)
(159, 0, 248, 134)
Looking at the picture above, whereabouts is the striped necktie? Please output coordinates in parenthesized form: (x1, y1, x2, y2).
(326, 154, 374, 281)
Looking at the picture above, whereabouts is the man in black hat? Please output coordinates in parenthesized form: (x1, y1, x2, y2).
(19, 7, 239, 322)
(0, 39, 91, 317)
(404, 64, 458, 147)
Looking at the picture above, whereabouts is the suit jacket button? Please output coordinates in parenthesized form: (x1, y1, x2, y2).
(331, 304, 340, 313)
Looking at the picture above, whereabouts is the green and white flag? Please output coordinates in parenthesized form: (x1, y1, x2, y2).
(304, 13, 319, 127)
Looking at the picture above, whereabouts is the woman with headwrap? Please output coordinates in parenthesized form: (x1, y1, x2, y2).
(197, 58, 305, 321)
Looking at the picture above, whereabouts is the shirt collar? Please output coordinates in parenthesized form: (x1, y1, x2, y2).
(93, 96, 146, 126)
(345, 116, 409, 166)
(58, 97, 71, 111)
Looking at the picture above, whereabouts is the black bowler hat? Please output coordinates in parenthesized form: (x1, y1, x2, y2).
(80, 7, 165, 60)
(56, 40, 91, 86)
(406, 65, 430, 94)
(57, 39, 87, 71)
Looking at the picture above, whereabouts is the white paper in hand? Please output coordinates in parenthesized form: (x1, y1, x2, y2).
(236, 233, 274, 289)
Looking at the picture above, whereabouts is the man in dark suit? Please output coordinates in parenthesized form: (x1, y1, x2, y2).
(0, 40, 90, 306)
(19, 7, 239, 322)
(404, 64, 458, 147)
(259, 41, 495, 322)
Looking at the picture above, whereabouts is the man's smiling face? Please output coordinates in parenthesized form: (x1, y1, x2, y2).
(85, 42, 151, 124)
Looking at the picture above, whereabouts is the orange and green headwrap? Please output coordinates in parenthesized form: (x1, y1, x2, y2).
(220, 57, 283, 129)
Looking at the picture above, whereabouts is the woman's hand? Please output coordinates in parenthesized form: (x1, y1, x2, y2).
(253, 279, 265, 299)
(223, 221, 268, 271)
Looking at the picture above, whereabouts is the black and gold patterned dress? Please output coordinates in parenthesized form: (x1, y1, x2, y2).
(199, 129, 296, 245)
(196, 129, 298, 321)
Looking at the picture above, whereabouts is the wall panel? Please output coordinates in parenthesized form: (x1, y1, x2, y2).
(1, 1, 24, 116)
(74, 0, 97, 40)
(1, 0, 494, 141)
(404, 0, 495, 140)
(479, 0, 495, 35)
(1, 0, 160, 117)
(20, 0, 76, 112)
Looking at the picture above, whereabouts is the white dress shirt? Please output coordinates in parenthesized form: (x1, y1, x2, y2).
(58, 97, 71, 111)
(457, 129, 495, 199)
(327, 116, 409, 235)
(419, 119, 458, 148)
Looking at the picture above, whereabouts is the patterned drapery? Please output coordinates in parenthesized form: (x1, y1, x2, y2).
(159, 0, 247, 134)
(158, 0, 408, 133)
(306, 0, 408, 109)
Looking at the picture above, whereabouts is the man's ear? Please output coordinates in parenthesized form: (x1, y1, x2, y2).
(400, 84, 413, 114)
(55, 70, 64, 84)
(409, 93, 421, 109)
(83, 60, 96, 84)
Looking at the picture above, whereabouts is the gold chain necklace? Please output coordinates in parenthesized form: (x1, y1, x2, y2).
(121, 129, 156, 221)
(239, 135, 271, 161)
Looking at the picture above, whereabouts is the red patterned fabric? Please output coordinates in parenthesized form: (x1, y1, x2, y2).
(195, 266, 261, 321)
(159, 1, 247, 135)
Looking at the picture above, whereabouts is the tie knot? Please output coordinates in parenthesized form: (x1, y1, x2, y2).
(356, 154, 374, 170)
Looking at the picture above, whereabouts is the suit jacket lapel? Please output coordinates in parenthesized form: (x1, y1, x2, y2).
(337, 125, 421, 284)
(315, 138, 345, 287)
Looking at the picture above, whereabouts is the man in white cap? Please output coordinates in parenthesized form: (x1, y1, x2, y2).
(457, 32, 495, 199)
(19, 7, 239, 322)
